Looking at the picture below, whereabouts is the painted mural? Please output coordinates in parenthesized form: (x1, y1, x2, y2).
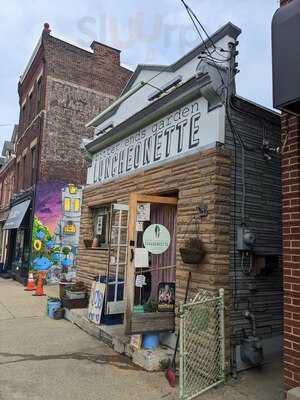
(32, 182, 82, 283)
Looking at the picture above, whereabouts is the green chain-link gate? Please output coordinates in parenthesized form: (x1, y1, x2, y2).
(179, 288, 225, 400)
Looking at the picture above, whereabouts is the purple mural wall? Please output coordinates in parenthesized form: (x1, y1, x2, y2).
(31, 182, 82, 283)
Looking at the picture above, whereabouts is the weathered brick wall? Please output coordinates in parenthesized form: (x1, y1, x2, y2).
(43, 34, 132, 98)
(282, 113, 300, 390)
(37, 33, 132, 185)
(15, 30, 132, 189)
(279, 0, 300, 391)
(39, 76, 115, 184)
(15, 115, 43, 191)
(0, 159, 16, 210)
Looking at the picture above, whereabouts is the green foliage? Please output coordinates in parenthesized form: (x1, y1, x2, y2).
(62, 246, 71, 255)
(32, 217, 52, 242)
(31, 216, 53, 261)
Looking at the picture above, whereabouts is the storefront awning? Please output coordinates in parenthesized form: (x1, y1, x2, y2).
(3, 200, 31, 230)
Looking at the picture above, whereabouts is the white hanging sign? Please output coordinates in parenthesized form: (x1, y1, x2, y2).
(137, 203, 150, 221)
(134, 248, 149, 269)
(135, 275, 146, 288)
(143, 224, 171, 255)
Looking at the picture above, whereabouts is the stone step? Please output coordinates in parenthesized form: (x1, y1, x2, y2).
(64, 307, 173, 371)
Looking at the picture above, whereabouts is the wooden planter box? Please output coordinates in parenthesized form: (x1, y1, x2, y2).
(130, 312, 175, 334)
(62, 297, 89, 309)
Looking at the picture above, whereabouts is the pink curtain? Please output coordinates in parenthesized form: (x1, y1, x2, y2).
(150, 205, 177, 300)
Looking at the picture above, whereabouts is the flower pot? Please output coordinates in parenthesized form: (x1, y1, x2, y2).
(84, 239, 93, 248)
(180, 247, 206, 264)
(92, 237, 99, 248)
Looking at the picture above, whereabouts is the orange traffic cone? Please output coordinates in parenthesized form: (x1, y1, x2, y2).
(33, 271, 46, 296)
(24, 272, 36, 291)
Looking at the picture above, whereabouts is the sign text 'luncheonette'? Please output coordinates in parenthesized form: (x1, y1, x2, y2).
(91, 99, 212, 184)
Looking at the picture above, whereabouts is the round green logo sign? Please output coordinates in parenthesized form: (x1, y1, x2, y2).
(143, 224, 171, 255)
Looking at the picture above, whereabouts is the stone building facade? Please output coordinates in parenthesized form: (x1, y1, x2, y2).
(77, 22, 282, 374)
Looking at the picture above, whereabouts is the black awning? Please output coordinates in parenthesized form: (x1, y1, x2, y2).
(3, 200, 31, 230)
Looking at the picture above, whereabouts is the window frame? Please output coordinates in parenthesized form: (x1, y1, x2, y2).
(93, 206, 110, 246)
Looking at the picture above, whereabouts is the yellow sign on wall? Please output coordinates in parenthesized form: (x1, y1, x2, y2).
(64, 223, 76, 234)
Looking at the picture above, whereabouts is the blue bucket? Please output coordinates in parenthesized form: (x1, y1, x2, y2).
(47, 299, 61, 318)
(143, 334, 159, 350)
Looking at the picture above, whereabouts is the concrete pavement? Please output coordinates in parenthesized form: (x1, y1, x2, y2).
(0, 279, 284, 400)
(0, 279, 174, 400)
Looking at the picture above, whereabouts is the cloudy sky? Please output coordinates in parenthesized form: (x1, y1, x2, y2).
(0, 0, 279, 150)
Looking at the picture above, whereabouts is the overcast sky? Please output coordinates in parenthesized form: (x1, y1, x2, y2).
(0, 0, 279, 150)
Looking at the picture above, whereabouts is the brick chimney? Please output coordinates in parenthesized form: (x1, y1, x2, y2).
(90, 41, 120, 66)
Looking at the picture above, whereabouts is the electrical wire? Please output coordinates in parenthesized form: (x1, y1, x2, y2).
(180, 0, 229, 60)
(198, 54, 233, 63)
(180, 0, 227, 87)
(178, 0, 248, 310)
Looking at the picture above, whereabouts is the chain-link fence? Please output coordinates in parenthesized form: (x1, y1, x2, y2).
(179, 288, 225, 400)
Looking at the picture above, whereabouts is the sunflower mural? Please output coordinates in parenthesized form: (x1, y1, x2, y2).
(31, 217, 61, 283)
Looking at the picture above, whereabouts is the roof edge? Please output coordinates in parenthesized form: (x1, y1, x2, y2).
(122, 21, 241, 94)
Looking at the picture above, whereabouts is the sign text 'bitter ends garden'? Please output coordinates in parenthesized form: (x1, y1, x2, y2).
(91, 98, 217, 184)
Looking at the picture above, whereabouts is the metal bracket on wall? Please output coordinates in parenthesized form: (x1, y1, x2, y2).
(197, 205, 208, 219)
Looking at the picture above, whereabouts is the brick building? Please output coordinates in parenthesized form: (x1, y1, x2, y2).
(0, 126, 17, 270)
(3, 23, 131, 284)
(276, 0, 300, 392)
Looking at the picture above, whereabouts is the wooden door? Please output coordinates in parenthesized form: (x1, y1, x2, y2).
(124, 193, 178, 335)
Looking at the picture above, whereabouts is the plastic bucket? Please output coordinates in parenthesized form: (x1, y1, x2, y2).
(143, 334, 159, 351)
(47, 299, 62, 318)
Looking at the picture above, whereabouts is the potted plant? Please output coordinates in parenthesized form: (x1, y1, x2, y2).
(84, 239, 93, 248)
(180, 237, 206, 264)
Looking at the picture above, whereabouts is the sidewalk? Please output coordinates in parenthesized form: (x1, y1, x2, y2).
(0, 278, 284, 400)
(0, 279, 174, 400)
(0, 279, 58, 321)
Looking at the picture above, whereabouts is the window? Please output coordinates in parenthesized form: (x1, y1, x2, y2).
(93, 207, 109, 245)
(22, 154, 27, 188)
(73, 198, 80, 212)
(16, 161, 20, 191)
(28, 92, 33, 121)
(21, 104, 26, 131)
(64, 197, 71, 212)
(31, 146, 37, 185)
(0, 182, 2, 207)
(37, 77, 42, 112)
